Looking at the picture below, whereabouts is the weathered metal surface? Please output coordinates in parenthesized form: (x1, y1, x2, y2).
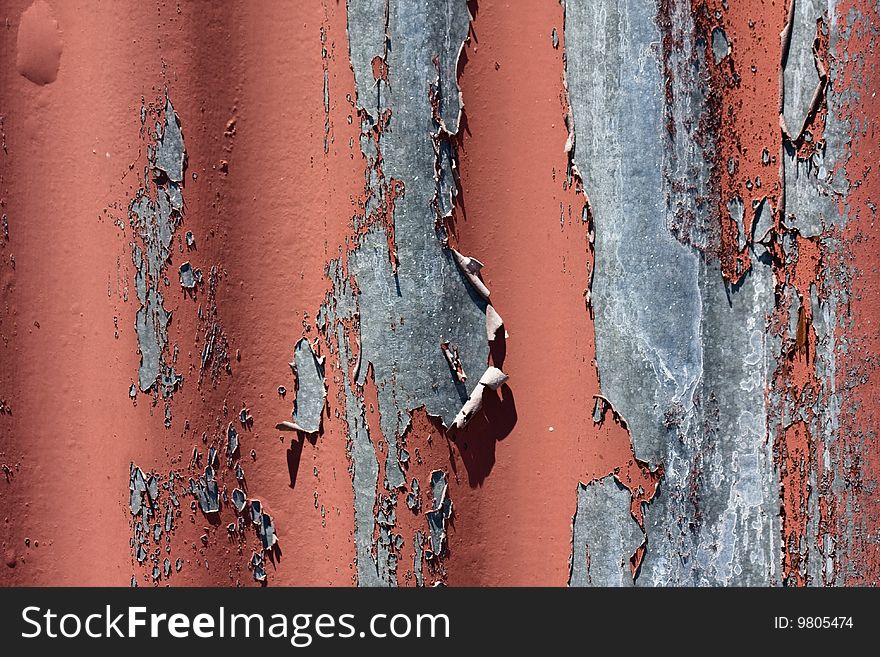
(0, 0, 877, 586)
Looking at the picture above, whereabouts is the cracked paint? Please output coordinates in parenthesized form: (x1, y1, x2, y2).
(0, 0, 878, 588)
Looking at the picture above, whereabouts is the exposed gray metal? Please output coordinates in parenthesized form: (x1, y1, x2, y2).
(569, 476, 643, 587)
(639, 257, 780, 585)
(728, 196, 746, 251)
(565, 0, 703, 467)
(154, 98, 186, 183)
(711, 26, 730, 64)
(258, 512, 278, 550)
(324, 272, 384, 585)
(179, 261, 195, 289)
(130, 96, 186, 396)
(783, 0, 819, 140)
(195, 467, 220, 515)
(426, 469, 453, 558)
(779, 2, 854, 585)
(564, 0, 781, 584)
(336, 0, 481, 585)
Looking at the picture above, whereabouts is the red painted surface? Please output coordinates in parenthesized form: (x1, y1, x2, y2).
(0, 0, 361, 586)
(0, 0, 876, 586)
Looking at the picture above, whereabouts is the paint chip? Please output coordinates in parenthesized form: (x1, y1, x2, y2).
(179, 261, 195, 289)
(711, 27, 730, 64)
(450, 248, 491, 300)
(251, 551, 266, 582)
(227, 423, 239, 457)
(450, 366, 509, 430)
(486, 304, 507, 341)
(278, 338, 326, 434)
(232, 488, 246, 513)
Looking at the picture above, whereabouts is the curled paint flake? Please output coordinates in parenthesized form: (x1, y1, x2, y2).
(226, 423, 239, 457)
(251, 551, 266, 582)
(485, 304, 507, 341)
(239, 407, 253, 426)
(250, 499, 262, 525)
(450, 248, 491, 300)
(195, 466, 220, 514)
(259, 512, 278, 551)
(276, 420, 310, 432)
(450, 366, 509, 430)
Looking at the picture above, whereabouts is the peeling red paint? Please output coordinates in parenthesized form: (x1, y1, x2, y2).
(696, 0, 786, 282)
(447, 1, 651, 584)
(0, 0, 878, 587)
(835, 0, 880, 583)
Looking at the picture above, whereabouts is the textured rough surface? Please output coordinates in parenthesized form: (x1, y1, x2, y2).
(565, 0, 779, 584)
(0, 0, 877, 587)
